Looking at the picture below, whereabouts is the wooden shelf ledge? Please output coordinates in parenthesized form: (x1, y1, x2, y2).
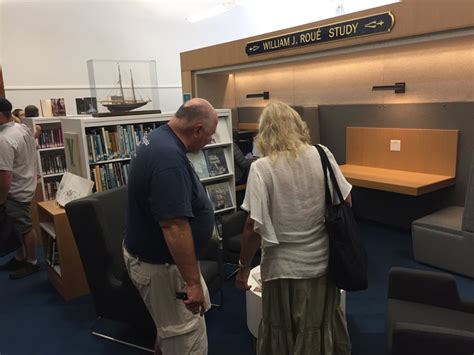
(340, 164, 455, 196)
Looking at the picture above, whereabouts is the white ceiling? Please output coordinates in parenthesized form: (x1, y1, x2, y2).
(1, 0, 399, 22)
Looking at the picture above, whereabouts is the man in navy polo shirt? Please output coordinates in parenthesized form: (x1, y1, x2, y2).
(123, 98, 218, 355)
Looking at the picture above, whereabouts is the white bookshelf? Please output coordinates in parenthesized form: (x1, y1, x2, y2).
(61, 110, 236, 214)
(24, 116, 87, 200)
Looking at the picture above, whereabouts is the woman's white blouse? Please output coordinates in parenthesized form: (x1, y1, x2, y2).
(241, 145, 352, 282)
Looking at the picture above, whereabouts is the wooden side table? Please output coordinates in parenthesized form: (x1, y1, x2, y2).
(37, 200, 89, 300)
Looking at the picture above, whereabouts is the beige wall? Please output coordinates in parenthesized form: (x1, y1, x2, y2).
(182, 0, 474, 106)
(226, 35, 474, 107)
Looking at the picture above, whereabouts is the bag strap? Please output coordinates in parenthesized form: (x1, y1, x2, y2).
(315, 145, 345, 205)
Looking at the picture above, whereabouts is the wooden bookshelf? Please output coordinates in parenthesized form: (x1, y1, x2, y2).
(340, 127, 458, 195)
(37, 200, 89, 300)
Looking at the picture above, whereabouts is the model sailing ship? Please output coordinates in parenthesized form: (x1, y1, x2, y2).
(100, 63, 151, 113)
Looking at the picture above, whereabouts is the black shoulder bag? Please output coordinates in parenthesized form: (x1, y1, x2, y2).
(315, 145, 368, 291)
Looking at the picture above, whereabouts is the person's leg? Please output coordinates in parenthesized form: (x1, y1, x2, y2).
(0, 199, 27, 271)
(160, 316, 208, 355)
(8, 201, 40, 280)
(124, 248, 210, 355)
(22, 228, 37, 262)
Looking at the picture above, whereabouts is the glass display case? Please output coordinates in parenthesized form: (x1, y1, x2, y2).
(87, 59, 160, 114)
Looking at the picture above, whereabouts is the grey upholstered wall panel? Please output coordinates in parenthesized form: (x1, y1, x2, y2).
(462, 149, 474, 233)
(319, 103, 474, 229)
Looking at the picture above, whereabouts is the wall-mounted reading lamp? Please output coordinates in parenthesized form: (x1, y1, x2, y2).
(372, 82, 406, 94)
(246, 91, 270, 100)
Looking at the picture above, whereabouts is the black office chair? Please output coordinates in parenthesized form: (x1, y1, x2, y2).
(65, 186, 155, 351)
(385, 267, 474, 355)
(66, 186, 224, 350)
(220, 210, 261, 278)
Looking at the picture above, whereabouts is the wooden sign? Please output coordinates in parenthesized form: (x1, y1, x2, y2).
(246, 12, 394, 56)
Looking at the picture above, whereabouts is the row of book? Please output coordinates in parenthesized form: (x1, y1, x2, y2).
(187, 147, 229, 179)
(38, 127, 63, 149)
(41, 154, 67, 175)
(44, 180, 60, 201)
(86, 123, 163, 163)
(90, 162, 131, 193)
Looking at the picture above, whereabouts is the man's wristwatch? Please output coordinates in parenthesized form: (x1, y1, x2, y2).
(238, 259, 251, 269)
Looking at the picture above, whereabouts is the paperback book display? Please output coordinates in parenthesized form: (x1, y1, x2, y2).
(206, 181, 233, 211)
(204, 147, 229, 177)
(187, 151, 210, 179)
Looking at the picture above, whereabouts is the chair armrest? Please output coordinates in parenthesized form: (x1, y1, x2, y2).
(221, 210, 247, 240)
(388, 267, 468, 311)
(392, 322, 474, 355)
(201, 238, 225, 280)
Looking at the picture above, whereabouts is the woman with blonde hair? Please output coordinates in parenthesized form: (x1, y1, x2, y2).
(236, 101, 352, 355)
(12, 109, 24, 123)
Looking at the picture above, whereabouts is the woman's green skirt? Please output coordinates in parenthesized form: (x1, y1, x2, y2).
(257, 274, 351, 355)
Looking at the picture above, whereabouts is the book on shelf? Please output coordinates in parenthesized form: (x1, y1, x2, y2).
(90, 162, 130, 193)
(40, 99, 53, 118)
(41, 154, 67, 175)
(206, 181, 233, 211)
(55, 172, 94, 208)
(44, 180, 60, 201)
(38, 127, 63, 148)
(187, 150, 209, 179)
(204, 147, 228, 177)
(40, 98, 66, 117)
(51, 98, 67, 117)
(85, 123, 164, 163)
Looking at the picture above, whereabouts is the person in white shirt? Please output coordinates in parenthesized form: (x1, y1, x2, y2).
(0, 97, 40, 280)
(236, 101, 352, 355)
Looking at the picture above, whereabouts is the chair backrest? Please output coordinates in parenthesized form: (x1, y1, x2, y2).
(462, 150, 474, 233)
(65, 185, 155, 330)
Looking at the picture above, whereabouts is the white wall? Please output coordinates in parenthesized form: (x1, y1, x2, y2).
(2, 0, 394, 113)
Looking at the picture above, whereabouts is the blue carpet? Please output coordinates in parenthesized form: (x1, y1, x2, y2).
(0, 221, 473, 355)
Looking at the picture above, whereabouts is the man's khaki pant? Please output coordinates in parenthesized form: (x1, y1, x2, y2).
(123, 247, 210, 355)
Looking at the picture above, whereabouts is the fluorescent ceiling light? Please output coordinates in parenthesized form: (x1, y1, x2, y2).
(186, 2, 235, 22)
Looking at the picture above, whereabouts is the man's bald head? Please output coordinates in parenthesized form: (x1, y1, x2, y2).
(174, 98, 215, 129)
(169, 97, 218, 152)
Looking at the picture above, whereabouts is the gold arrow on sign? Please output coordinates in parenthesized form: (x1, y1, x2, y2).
(365, 20, 384, 29)
(249, 45, 260, 52)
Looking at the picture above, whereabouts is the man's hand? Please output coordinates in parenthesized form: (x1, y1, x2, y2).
(235, 267, 251, 291)
(183, 283, 206, 316)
